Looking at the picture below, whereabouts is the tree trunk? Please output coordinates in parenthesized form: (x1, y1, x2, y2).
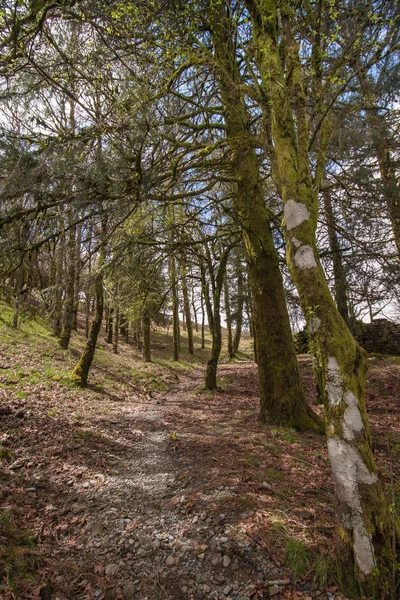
(232, 254, 244, 355)
(224, 275, 234, 359)
(323, 190, 350, 325)
(85, 292, 91, 338)
(142, 311, 151, 362)
(180, 257, 194, 354)
(106, 307, 113, 344)
(59, 223, 76, 350)
(208, 3, 321, 431)
(201, 246, 230, 390)
(192, 288, 199, 333)
(201, 290, 205, 349)
(246, 0, 398, 593)
(53, 229, 64, 338)
(201, 264, 221, 390)
(112, 307, 119, 355)
(170, 253, 180, 361)
(72, 223, 81, 331)
(72, 270, 104, 386)
(72, 218, 106, 387)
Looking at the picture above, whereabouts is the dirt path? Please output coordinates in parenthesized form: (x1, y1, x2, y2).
(3, 354, 399, 600)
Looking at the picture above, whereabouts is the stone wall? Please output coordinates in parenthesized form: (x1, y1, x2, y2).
(294, 318, 400, 356)
(353, 318, 400, 356)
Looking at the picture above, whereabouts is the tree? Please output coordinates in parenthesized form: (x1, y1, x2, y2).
(244, 0, 399, 593)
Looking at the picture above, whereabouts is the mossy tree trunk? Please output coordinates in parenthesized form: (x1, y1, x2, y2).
(245, 0, 398, 593)
(208, 0, 322, 431)
(72, 268, 104, 386)
(72, 218, 107, 387)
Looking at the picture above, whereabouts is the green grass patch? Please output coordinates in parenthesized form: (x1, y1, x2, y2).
(286, 537, 311, 578)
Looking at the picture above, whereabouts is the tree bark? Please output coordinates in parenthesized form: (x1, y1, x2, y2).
(245, 0, 398, 593)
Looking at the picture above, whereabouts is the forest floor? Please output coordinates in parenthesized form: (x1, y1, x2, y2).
(0, 304, 399, 600)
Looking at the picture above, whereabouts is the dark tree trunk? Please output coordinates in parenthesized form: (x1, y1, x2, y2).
(59, 223, 76, 350)
(232, 254, 244, 355)
(142, 311, 151, 362)
(170, 253, 180, 361)
(323, 190, 350, 325)
(53, 229, 64, 338)
(181, 258, 194, 354)
(72, 224, 82, 331)
(112, 307, 119, 355)
(224, 276, 234, 359)
(201, 290, 205, 349)
(106, 307, 113, 344)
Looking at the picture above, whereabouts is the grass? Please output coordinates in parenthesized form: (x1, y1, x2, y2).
(0, 509, 39, 594)
(286, 537, 311, 578)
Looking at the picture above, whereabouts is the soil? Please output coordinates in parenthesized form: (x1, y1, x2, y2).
(0, 331, 399, 600)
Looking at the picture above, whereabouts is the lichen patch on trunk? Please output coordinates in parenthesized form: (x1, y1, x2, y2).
(294, 245, 317, 269)
(327, 437, 377, 574)
(326, 356, 342, 406)
(284, 199, 310, 230)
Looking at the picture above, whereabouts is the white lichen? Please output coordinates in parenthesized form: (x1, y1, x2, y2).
(326, 356, 342, 406)
(308, 314, 322, 334)
(344, 405, 364, 434)
(327, 437, 377, 576)
(342, 423, 354, 441)
(294, 245, 317, 269)
(291, 236, 302, 248)
(284, 199, 311, 230)
(342, 391, 364, 439)
(344, 391, 357, 406)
